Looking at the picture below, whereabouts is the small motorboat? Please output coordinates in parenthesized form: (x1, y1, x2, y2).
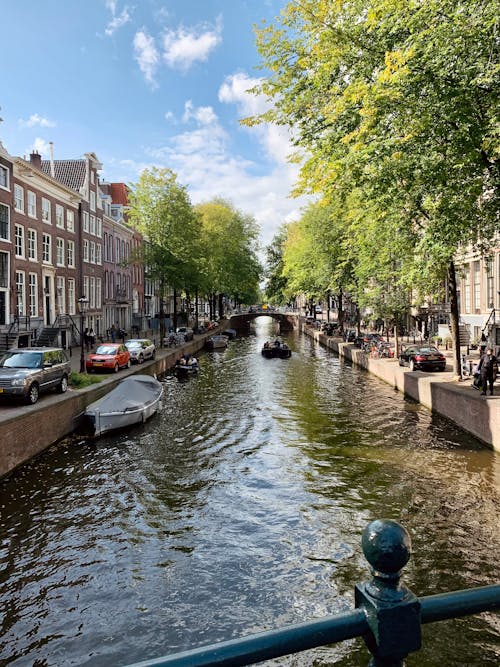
(173, 360, 199, 377)
(84, 374, 163, 437)
(222, 328, 237, 340)
(261, 341, 292, 359)
(205, 334, 229, 351)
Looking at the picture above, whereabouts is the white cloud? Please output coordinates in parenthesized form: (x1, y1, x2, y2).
(162, 18, 222, 72)
(133, 30, 159, 88)
(28, 137, 52, 156)
(164, 111, 175, 122)
(182, 100, 218, 126)
(104, 1, 131, 36)
(18, 113, 56, 129)
(219, 72, 295, 165)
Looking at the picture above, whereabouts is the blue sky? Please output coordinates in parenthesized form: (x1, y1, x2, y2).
(1, 0, 308, 249)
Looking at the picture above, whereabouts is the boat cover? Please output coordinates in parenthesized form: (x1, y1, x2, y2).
(86, 375, 162, 414)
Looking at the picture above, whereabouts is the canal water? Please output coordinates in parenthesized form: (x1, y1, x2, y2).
(0, 317, 499, 666)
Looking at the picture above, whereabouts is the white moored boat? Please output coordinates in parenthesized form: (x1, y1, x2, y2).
(205, 334, 229, 350)
(84, 374, 163, 437)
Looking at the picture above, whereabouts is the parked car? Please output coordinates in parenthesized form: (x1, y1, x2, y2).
(125, 339, 156, 364)
(86, 343, 131, 373)
(0, 347, 71, 404)
(398, 345, 446, 372)
(176, 327, 194, 341)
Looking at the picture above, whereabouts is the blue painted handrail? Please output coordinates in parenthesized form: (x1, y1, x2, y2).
(125, 520, 500, 667)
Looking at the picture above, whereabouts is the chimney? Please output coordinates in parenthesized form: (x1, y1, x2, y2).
(30, 151, 42, 169)
(49, 141, 55, 178)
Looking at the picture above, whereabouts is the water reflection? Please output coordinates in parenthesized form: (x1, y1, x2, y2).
(0, 317, 499, 666)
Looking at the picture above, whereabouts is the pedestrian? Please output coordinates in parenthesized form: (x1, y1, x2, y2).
(110, 323, 116, 343)
(477, 347, 498, 396)
(118, 326, 125, 343)
(88, 328, 95, 349)
(84, 327, 90, 351)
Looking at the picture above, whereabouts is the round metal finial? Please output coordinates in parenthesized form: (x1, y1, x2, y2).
(362, 519, 412, 577)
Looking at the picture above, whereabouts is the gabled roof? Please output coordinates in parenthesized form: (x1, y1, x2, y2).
(41, 159, 86, 191)
(110, 182, 129, 206)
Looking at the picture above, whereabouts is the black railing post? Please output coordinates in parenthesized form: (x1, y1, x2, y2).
(355, 519, 421, 666)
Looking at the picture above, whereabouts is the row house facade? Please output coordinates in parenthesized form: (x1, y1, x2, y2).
(456, 246, 500, 351)
(0, 139, 145, 350)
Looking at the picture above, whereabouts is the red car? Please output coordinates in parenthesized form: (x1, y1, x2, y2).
(86, 343, 131, 373)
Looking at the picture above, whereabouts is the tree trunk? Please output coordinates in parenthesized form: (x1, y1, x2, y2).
(159, 280, 165, 347)
(394, 314, 400, 358)
(173, 288, 178, 332)
(338, 288, 344, 333)
(448, 260, 461, 378)
(218, 293, 224, 320)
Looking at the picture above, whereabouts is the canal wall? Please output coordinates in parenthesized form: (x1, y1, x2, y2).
(0, 331, 217, 479)
(301, 324, 500, 453)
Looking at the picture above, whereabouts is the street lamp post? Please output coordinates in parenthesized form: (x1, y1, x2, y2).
(78, 296, 89, 373)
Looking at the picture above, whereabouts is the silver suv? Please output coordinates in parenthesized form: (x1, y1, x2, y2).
(0, 347, 71, 404)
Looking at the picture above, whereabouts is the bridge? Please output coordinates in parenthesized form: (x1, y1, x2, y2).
(229, 310, 298, 334)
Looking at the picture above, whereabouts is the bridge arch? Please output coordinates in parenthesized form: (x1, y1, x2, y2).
(229, 311, 298, 334)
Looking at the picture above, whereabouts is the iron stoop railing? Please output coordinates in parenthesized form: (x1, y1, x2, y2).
(125, 519, 500, 667)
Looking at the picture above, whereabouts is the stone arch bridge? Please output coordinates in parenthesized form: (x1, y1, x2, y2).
(229, 310, 298, 334)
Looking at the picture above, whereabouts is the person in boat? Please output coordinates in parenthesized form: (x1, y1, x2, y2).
(179, 354, 189, 366)
(188, 356, 198, 366)
(274, 339, 281, 347)
(264, 341, 270, 349)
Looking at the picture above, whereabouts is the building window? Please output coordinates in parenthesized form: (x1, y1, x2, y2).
(0, 203, 9, 241)
(28, 229, 37, 261)
(90, 276, 95, 308)
(96, 277, 102, 308)
(83, 239, 89, 263)
(14, 184, 24, 212)
(0, 252, 8, 288)
(83, 211, 89, 232)
(486, 258, 494, 309)
(67, 239, 75, 268)
(42, 233, 52, 264)
(68, 278, 75, 315)
(96, 243, 102, 265)
(15, 225, 25, 258)
(56, 238, 64, 266)
(83, 276, 89, 304)
(473, 261, 480, 311)
(29, 273, 38, 317)
(27, 191, 36, 218)
(0, 164, 9, 190)
(67, 209, 75, 232)
(55, 204, 64, 228)
(96, 217, 102, 238)
(90, 214, 96, 235)
(90, 191, 96, 212)
(464, 266, 471, 313)
(57, 276, 65, 314)
(15, 271, 25, 316)
(90, 241, 95, 264)
(41, 197, 51, 223)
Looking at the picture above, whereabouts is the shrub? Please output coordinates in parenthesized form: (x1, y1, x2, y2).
(69, 371, 103, 388)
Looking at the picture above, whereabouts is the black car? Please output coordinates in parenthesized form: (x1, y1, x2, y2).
(398, 345, 447, 372)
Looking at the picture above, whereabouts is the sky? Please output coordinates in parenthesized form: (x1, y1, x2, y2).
(1, 0, 309, 251)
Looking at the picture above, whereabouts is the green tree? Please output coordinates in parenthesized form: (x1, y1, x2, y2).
(247, 0, 499, 375)
(128, 167, 201, 343)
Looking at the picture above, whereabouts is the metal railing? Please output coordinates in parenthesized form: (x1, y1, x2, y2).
(124, 519, 499, 667)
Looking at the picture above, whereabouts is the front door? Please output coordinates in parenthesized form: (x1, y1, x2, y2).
(44, 276, 51, 325)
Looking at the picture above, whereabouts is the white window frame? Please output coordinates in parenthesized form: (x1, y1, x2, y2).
(83, 275, 89, 303)
(0, 203, 10, 241)
(42, 233, 52, 264)
(96, 277, 102, 308)
(15, 271, 26, 317)
(27, 191, 36, 218)
(83, 211, 89, 232)
(67, 239, 75, 268)
(83, 239, 89, 263)
(90, 191, 96, 212)
(68, 278, 76, 315)
(90, 240, 95, 264)
(57, 276, 66, 314)
(96, 217, 102, 238)
(55, 204, 64, 228)
(90, 276, 95, 309)
(28, 228, 37, 261)
(90, 214, 96, 235)
(0, 164, 9, 190)
(56, 237, 65, 266)
(96, 242, 102, 265)
(29, 273, 38, 317)
(15, 224, 25, 258)
(67, 209, 75, 232)
(41, 197, 51, 224)
(14, 184, 24, 212)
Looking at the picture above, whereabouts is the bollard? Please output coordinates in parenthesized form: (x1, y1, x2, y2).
(355, 519, 421, 666)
